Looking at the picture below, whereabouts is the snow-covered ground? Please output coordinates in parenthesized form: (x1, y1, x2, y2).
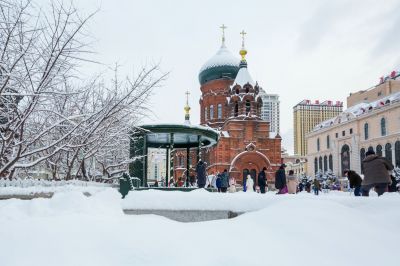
(0, 188, 399, 266)
(0, 180, 112, 196)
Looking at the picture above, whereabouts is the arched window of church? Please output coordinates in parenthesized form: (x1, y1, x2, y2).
(217, 104, 222, 119)
(380, 118, 386, 136)
(245, 100, 251, 115)
(328, 154, 333, 171)
(210, 105, 214, 120)
(204, 107, 208, 121)
(235, 87, 239, 94)
(245, 86, 249, 93)
(376, 144, 382, 156)
(234, 102, 239, 117)
(385, 143, 392, 164)
(323, 155, 327, 172)
(326, 135, 330, 149)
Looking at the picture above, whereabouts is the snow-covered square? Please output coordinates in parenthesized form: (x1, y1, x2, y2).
(1, 187, 399, 266)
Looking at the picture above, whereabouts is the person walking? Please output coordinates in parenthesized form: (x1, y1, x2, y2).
(228, 175, 236, 193)
(344, 169, 362, 196)
(220, 169, 229, 193)
(362, 148, 394, 196)
(275, 164, 287, 194)
(245, 174, 255, 193)
(216, 172, 222, 192)
(258, 167, 268, 194)
(313, 178, 321, 195)
(287, 170, 298, 194)
(196, 160, 207, 188)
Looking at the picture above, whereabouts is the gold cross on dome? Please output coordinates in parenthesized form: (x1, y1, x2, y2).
(220, 24, 227, 44)
(185, 90, 190, 105)
(240, 30, 247, 45)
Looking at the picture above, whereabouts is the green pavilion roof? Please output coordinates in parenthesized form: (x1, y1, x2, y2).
(139, 123, 219, 148)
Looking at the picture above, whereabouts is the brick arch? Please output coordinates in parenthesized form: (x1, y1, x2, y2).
(229, 151, 271, 184)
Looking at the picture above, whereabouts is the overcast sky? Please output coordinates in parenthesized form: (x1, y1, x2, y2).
(42, 0, 400, 154)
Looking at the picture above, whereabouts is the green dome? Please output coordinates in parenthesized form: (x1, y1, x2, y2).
(198, 45, 240, 85)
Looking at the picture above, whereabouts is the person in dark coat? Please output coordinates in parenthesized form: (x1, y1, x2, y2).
(275, 164, 287, 194)
(220, 169, 229, 193)
(362, 148, 394, 196)
(388, 174, 398, 192)
(313, 179, 321, 195)
(216, 173, 222, 192)
(196, 160, 207, 188)
(258, 167, 268, 194)
(344, 169, 362, 196)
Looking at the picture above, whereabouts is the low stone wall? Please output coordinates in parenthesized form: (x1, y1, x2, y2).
(0, 192, 54, 200)
(123, 209, 244, 222)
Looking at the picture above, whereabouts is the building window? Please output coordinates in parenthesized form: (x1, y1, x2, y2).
(204, 107, 208, 121)
(395, 141, 400, 167)
(234, 102, 239, 117)
(335, 133, 338, 138)
(342, 131, 345, 137)
(319, 156, 323, 172)
(360, 148, 365, 174)
(328, 154, 333, 171)
(376, 144, 382, 157)
(385, 143, 392, 164)
(217, 104, 222, 119)
(314, 158, 318, 174)
(323, 156, 327, 172)
(326, 135, 330, 149)
(350, 128, 353, 134)
(210, 105, 214, 120)
(381, 118, 386, 136)
(245, 100, 251, 115)
(341, 144, 350, 174)
(364, 123, 369, 140)
(317, 138, 320, 151)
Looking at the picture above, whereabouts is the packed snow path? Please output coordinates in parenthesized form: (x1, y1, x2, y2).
(0, 188, 398, 266)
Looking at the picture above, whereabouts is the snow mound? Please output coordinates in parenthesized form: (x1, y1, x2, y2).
(0, 188, 122, 219)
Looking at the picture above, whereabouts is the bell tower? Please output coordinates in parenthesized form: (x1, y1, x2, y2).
(198, 25, 240, 129)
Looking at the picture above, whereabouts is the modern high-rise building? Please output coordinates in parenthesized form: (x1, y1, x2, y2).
(259, 90, 280, 136)
(293, 100, 343, 156)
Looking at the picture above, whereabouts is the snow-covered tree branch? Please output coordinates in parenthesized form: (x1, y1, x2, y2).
(0, 1, 167, 180)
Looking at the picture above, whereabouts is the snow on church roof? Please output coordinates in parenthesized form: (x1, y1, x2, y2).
(233, 65, 255, 87)
(199, 45, 240, 73)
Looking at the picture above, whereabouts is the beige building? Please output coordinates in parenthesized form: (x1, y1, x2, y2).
(293, 100, 343, 156)
(147, 148, 167, 182)
(306, 91, 400, 177)
(347, 71, 400, 107)
(282, 153, 307, 177)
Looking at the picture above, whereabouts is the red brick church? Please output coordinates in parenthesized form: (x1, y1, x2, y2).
(194, 29, 282, 185)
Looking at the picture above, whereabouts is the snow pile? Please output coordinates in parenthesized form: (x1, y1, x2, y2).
(122, 189, 383, 212)
(0, 189, 399, 266)
(0, 188, 122, 219)
(0, 179, 112, 196)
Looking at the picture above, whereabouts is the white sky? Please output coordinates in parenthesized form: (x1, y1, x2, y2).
(41, 0, 400, 154)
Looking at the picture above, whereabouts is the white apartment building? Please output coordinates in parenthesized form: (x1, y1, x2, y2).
(259, 89, 280, 136)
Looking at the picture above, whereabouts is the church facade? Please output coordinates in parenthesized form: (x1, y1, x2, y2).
(196, 32, 282, 185)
